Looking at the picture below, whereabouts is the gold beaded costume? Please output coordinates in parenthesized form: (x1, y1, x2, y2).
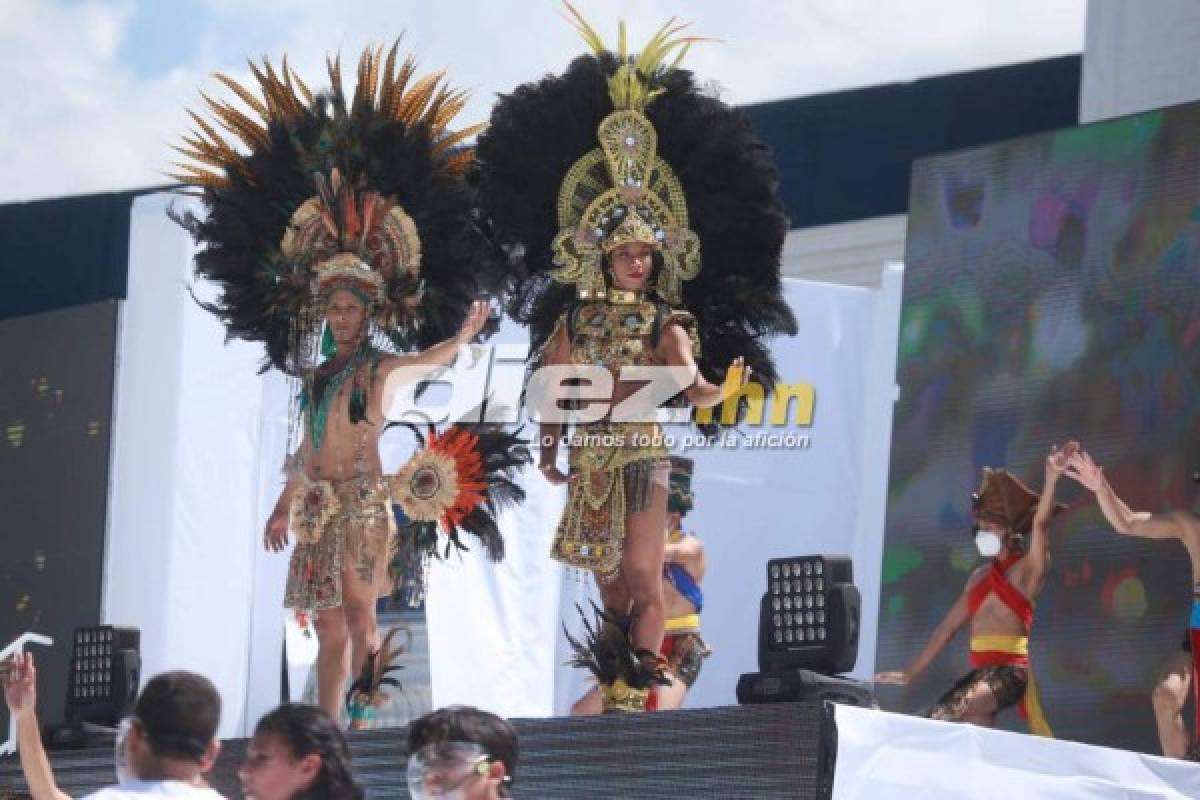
(532, 11, 706, 578)
(476, 5, 796, 710)
(285, 474, 395, 610)
(550, 291, 700, 576)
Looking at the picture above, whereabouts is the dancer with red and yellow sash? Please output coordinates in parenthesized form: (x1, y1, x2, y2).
(875, 444, 1072, 734)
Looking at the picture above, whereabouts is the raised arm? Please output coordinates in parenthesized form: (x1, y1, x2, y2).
(379, 300, 489, 376)
(1065, 450, 1186, 541)
(874, 574, 974, 686)
(2, 654, 72, 800)
(1026, 441, 1075, 579)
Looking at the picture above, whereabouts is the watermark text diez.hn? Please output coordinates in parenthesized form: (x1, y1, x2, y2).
(380, 344, 815, 449)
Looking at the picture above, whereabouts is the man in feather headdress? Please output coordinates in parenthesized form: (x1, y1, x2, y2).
(175, 45, 526, 721)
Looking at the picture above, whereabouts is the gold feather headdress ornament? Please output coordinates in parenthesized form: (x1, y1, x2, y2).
(551, 5, 708, 303)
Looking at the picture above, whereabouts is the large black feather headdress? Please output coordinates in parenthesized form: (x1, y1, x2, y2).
(474, 8, 796, 415)
(172, 42, 506, 375)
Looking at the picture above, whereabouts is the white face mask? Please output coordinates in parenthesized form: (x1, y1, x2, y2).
(975, 530, 1003, 558)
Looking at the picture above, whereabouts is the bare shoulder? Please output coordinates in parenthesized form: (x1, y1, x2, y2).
(963, 564, 987, 590)
(658, 314, 699, 358)
(680, 533, 705, 560)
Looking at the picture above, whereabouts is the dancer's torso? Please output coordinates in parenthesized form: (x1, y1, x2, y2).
(969, 557, 1038, 639)
(664, 537, 705, 619)
(303, 366, 387, 482)
(667, 563, 700, 618)
(568, 297, 676, 419)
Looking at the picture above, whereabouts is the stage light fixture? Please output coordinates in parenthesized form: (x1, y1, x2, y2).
(65, 625, 141, 728)
(760, 555, 859, 674)
(738, 555, 873, 708)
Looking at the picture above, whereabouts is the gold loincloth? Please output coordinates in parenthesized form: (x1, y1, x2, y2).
(284, 475, 395, 611)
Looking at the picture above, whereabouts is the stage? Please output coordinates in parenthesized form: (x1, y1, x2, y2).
(4, 701, 1199, 799)
(0, 702, 832, 799)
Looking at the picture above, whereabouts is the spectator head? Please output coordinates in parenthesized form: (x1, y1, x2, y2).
(123, 671, 221, 782)
(406, 706, 518, 799)
(239, 703, 363, 800)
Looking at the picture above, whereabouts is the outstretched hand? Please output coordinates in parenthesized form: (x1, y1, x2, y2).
(1064, 449, 1103, 492)
(455, 301, 490, 345)
(1046, 441, 1079, 475)
(1, 652, 37, 719)
(720, 357, 752, 400)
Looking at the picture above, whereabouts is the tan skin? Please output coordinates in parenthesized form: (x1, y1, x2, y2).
(264, 290, 489, 719)
(540, 241, 747, 662)
(2, 653, 70, 800)
(572, 511, 707, 714)
(874, 442, 1075, 727)
(1064, 448, 1200, 758)
(238, 732, 321, 800)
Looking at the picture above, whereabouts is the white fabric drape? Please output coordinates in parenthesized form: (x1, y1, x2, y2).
(107, 193, 265, 737)
(832, 704, 1200, 799)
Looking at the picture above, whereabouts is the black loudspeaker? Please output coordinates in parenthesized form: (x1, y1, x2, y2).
(64, 626, 140, 727)
(758, 556, 861, 674)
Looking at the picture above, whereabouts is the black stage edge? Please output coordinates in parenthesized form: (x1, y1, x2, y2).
(0, 701, 835, 799)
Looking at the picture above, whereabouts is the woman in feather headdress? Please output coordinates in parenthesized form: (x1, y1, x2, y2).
(475, 6, 796, 710)
(174, 43, 525, 720)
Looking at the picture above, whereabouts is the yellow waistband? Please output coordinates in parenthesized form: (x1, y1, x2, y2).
(970, 635, 1029, 655)
(665, 613, 701, 633)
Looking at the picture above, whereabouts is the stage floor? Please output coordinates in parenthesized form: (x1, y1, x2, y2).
(1, 702, 832, 799)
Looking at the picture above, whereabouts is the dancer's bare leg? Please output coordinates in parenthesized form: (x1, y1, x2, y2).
(656, 673, 689, 710)
(313, 607, 351, 718)
(571, 687, 603, 716)
(622, 482, 668, 655)
(1152, 649, 1192, 759)
(342, 561, 381, 681)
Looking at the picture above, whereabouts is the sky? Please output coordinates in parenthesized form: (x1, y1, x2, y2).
(0, 0, 1086, 204)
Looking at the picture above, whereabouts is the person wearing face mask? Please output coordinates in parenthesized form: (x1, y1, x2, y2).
(238, 704, 362, 800)
(85, 671, 224, 799)
(405, 707, 517, 800)
(874, 443, 1074, 734)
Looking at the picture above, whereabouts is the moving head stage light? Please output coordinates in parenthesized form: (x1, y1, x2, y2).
(738, 556, 873, 708)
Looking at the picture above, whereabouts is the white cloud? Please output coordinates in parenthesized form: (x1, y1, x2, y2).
(0, 0, 1085, 204)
